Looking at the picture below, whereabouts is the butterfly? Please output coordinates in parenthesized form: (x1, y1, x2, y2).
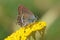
(17, 5, 37, 26)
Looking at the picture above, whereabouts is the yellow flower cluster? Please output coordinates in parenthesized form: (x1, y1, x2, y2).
(4, 21, 46, 40)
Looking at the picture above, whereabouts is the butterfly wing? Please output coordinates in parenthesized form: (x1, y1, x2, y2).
(17, 5, 37, 26)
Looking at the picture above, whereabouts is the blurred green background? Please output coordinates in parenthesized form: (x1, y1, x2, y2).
(0, 0, 60, 40)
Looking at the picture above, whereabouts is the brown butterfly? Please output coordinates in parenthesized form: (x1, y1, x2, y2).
(17, 5, 37, 26)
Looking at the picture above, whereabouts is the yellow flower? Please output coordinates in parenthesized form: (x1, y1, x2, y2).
(21, 36, 27, 40)
(4, 27, 25, 40)
(4, 21, 46, 40)
(24, 27, 32, 36)
(31, 22, 46, 31)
